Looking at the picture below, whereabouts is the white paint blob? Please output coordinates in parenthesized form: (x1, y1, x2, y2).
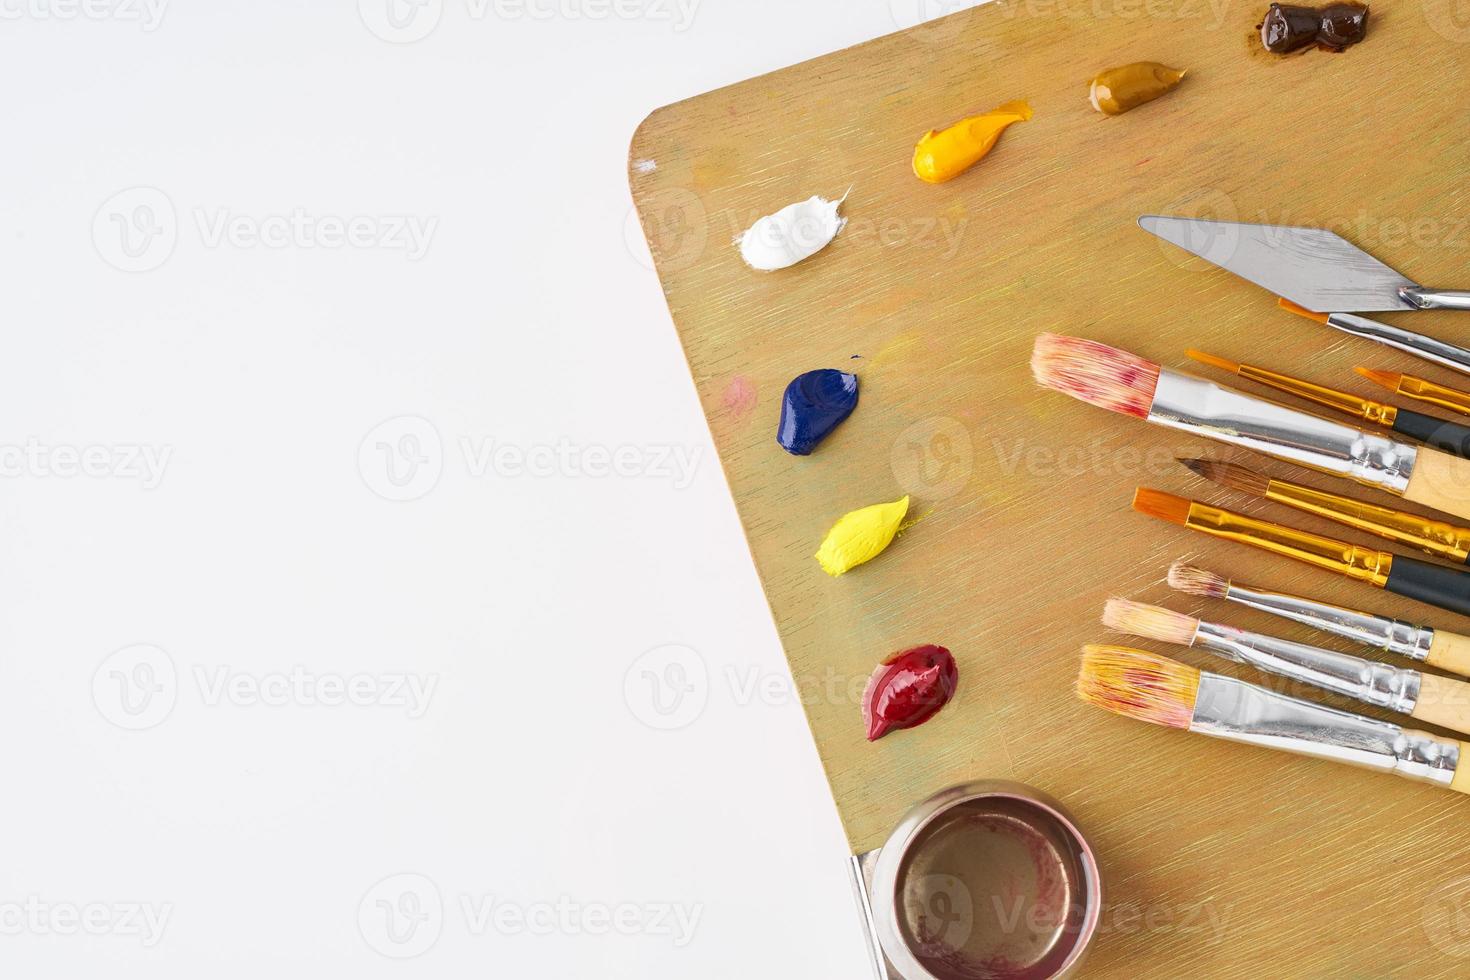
(737, 193, 848, 271)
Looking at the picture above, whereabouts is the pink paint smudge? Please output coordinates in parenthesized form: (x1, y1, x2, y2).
(722, 376, 757, 422)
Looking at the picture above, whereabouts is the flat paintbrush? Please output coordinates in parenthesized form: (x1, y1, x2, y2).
(1167, 559, 1470, 679)
(1031, 333, 1470, 522)
(1177, 457, 1470, 564)
(1103, 598, 1470, 737)
(1132, 486, 1470, 618)
(1356, 367, 1470, 419)
(1078, 646, 1470, 795)
(1185, 349, 1470, 459)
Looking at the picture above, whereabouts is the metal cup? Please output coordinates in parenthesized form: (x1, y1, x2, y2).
(855, 781, 1102, 980)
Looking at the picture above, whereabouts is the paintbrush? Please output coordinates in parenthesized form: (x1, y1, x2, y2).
(1356, 367, 1470, 420)
(1132, 487, 1470, 617)
(1185, 350, 1470, 459)
(1177, 457, 1470, 564)
(1279, 297, 1470, 378)
(1031, 334, 1470, 523)
(1078, 646, 1470, 794)
(1102, 598, 1470, 737)
(1167, 560, 1470, 679)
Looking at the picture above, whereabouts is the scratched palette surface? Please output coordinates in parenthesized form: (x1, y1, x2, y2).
(630, 2, 1470, 976)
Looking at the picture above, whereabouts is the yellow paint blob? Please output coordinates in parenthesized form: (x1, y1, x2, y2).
(815, 496, 910, 577)
(912, 100, 1032, 184)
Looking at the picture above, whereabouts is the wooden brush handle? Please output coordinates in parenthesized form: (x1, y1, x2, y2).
(1403, 449, 1470, 521)
(1428, 630, 1470, 679)
(1412, 672, 1470, 736)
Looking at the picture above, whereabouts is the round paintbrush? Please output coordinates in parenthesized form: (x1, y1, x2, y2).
(1186, 349, 1470, 460)
(1177, 457, 1470, 564)
(1166, 560, 1470, 680)
(1356, 367, 1470, 419)
(1132, 487, 1470, 619)
(1102, 598, 1470, 737)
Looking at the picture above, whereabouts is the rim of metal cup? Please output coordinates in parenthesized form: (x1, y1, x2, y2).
(868, 780, 1103, 980)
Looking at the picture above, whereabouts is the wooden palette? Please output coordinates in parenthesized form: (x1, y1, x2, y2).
(630, 2, 1470, 975)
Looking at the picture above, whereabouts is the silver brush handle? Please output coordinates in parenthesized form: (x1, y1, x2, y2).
(1192, 673, 1460, 786)
(1194, 621, 1420, 715)
(1223, 582, 1433, 662)
(1401, 286, 1470, 312)
(1149, 369, 1418, 493)
(1327, 312, 1470, 376)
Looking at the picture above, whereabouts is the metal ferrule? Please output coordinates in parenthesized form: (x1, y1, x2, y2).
(1397, 374, 1470, 417)
(1328, 312, 1470, 377)
(1397, 287, 1470, 314)
(1193, 620, 1421, 714)
(1149, 370, 1418, 494)
(1184, 501, 1394, 585)
(1191, 672, 1460, 787)
(1224, 582, 1434, 662)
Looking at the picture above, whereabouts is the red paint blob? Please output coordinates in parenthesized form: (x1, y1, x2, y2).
(862, 644, 959, 741)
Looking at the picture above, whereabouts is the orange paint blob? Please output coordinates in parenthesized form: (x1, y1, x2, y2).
(912, 100, 1032, 184)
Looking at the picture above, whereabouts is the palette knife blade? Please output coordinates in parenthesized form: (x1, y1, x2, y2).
(1138, 215, 1470, 312)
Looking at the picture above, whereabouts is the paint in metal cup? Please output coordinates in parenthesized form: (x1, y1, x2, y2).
(865, 781, 1102, 980)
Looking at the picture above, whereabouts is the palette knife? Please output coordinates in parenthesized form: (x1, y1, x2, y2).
(1139, 215, 1470, 313)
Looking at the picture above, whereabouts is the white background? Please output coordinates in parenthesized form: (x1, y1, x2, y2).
(0, 0, 988, 976)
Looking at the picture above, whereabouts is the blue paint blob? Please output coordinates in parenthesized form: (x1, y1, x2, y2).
(776, 369, 859, 456)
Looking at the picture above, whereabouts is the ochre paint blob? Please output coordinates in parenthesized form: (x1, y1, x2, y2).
(912, 100, 1032, 184)
(815, 495, 909, 576)
(777, 369, 859, 455)
(1088, 62, 1187, 115)
(862, 644, 958, 741)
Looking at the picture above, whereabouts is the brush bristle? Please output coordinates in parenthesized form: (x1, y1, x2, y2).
(1031, 333, 1160, 420)
(1102, 598, 1200, 646)
(1167, 560, 1229, 599)
(1176, 457, 1270, 497)
(1131, 487, 1192, 526)
(1277, 297, 1331, 324)
(1185, 349, 1242, 374)
(1354, 366, 1401, 391)
(1077, 645, 1199, 731)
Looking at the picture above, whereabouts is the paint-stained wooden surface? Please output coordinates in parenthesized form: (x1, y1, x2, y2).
(630, 3, 1470, 975)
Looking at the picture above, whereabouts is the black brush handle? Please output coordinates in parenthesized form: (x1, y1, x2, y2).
(1387, 555, 1470, 617)
(1392, 409, 1470, 459)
